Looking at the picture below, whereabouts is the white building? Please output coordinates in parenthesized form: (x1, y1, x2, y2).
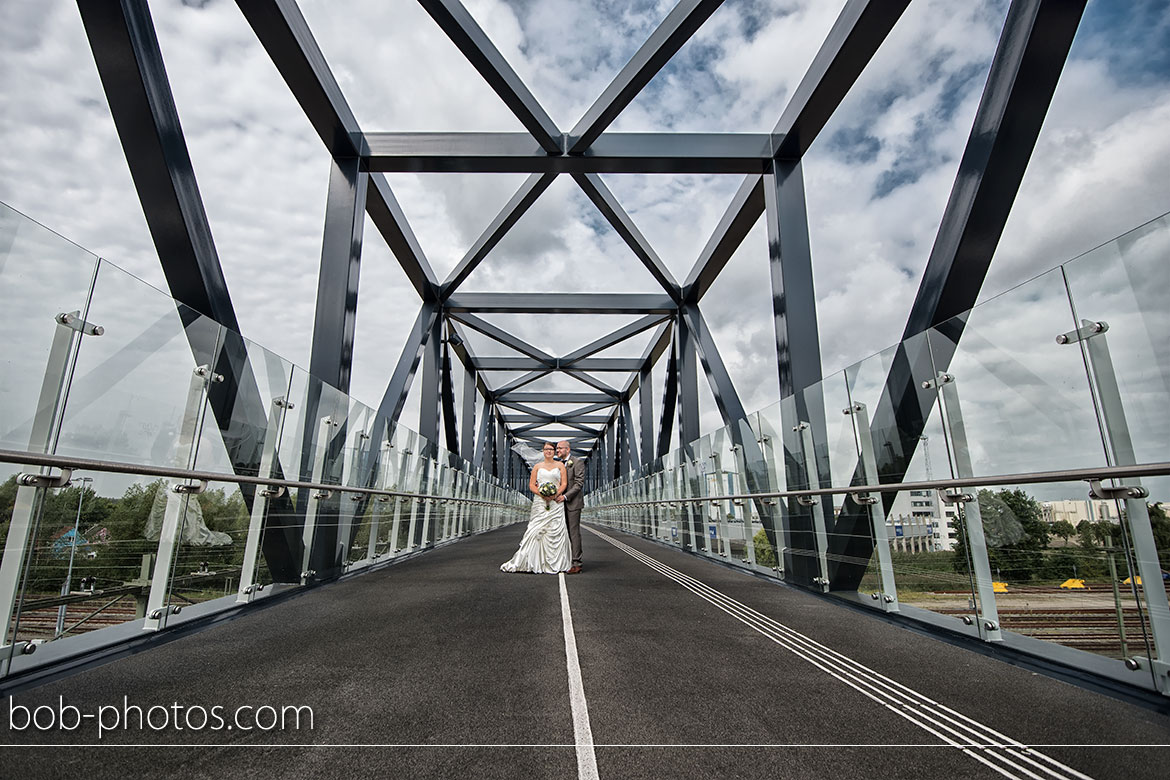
(1041, 499, 1121, 526)
(887, 489, 959, 552)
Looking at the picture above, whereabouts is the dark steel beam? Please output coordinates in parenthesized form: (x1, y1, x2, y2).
(493, 370, 551, 397)
(656, 339, 678, 457)
(501, 413, 554, 423)
(828, 0, 1089, 592)
(639, 363, 654, 466)
(500, 392, 617, 404)
(364, 132, 773, 174)
(441, 173, 557, 297)
(446, 293, 676, 314)
(571, 174, 680, 297)
(568, 0, 725, 152)
(495, 400, 556, 417)
(417, 0, 561, 153)
(680, 305, 745, 423)
(677, 0, 909, 306)
(766, 156, 831, 587)
(622, 321, 675, 398)
(79, 0, 241, 334)
(604, 423, 617, 480)
(620, 400, 640, 470)
(511, 422, 546, 435)
(79, 0, 300, 582)
(903, 0, 1087, 338)
(460, 361, 477, 462)
(675, 315, 699, 446)
(447, 311, 555, 363)
(515, 429, 601, 440)
(473, 357, 645, 372)
(503, 414, 612, 425)
(564, 370, 621, 397)
(418, 310, 443, 444)
(441, 339, 459, 454)
(772, 0, 911, 159)
(473, 396, 491, 468)
(367, 175, 441, 302)
(373, 302, 440, 433)
(309, 156, 367, 394)
(447, 320, 498, 399)
(560, 402, 619, 418)
(765, 159, 822, 398)
(560, 313, 672, 364)
(236, 0, 449, 309)
(234, 0, 361, 156)
(681, 175, 764, 303)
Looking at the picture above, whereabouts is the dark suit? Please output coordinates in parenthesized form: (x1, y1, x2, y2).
(561, 456, 586, 566)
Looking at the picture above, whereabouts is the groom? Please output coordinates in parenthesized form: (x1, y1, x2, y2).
(555, 440, 585, 574)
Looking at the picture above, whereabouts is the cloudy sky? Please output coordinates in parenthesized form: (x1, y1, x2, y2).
(2, 0, 1168, 472)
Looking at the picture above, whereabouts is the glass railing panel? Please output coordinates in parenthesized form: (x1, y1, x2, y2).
(5, 472, 164, 651)
(385, 426, 416, 556)
(692, 433, 716, 556)
(843, 333, 946, 486)
(53, 262, 221, 468)
(337, 401, 374, 569)
(945, 480, 1152, 672)
(286, 371, 349, 581)
(660, 450, 683, 549)
(191, 337, 296, 596)
(0, 204, 101, 457)
(842, 338, 968, 616)
(750, 406, 788, 575)
(924, 268, 1109, 642)
(1061, 213, 1170, 468)
(927, 267, 1105, 478)
(1061, 217, 1170, 675)
(161, 476, 252, 616)
(777, 381, 833, 587)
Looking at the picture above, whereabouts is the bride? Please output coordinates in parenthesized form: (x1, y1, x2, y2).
(500, 442, 572, 574)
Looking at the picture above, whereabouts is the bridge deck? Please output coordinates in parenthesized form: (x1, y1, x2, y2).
(2, 524, 1168, 779)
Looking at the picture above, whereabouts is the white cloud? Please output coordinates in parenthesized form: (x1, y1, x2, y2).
(2, 0, 1167, 476)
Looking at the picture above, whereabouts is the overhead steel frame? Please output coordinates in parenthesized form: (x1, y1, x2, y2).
(79, 0, 1086, 588)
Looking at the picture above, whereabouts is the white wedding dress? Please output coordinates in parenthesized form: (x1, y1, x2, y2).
(500, 467, 572, 574)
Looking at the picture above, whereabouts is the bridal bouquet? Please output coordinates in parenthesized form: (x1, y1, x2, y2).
(538, 481, 558, 510)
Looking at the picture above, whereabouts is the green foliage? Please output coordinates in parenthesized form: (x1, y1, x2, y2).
(952, 488, 1049, 582)
(1051, 519, 1076, 544)
(4, 478, 252, 595)
(753, 528, 777, 568)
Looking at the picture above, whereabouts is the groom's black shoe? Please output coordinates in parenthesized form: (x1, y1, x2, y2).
(567, 565, 582, 574)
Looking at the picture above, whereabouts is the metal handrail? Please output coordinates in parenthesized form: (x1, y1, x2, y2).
(0, 448, 523, 509)
(585, 461, 1170, 509)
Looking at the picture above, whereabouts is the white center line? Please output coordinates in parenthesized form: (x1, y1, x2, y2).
(560, 571, 599, 780)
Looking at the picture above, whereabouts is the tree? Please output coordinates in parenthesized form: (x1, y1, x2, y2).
(1051, 519, 1075, 545)
(952, 488, 1049, 581)
(753, 528, 777, 568)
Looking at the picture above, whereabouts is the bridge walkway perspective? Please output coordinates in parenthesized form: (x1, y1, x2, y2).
(2, 522, 1167, 779)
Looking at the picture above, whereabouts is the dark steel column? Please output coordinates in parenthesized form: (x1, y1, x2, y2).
(639, 365, 654, 467)
(461, 364, 477, 463)
(309, 156, 367, 393)
(441, 338, 460, 454)
(764, 158, 828, 587)
(656, 347, 678, 458)
(675, 315, 699, 446)
(419, 310, 443, 444)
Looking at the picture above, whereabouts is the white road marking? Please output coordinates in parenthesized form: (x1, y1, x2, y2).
(560, 571, 599, 780)
(589, 527, 1096, 780)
